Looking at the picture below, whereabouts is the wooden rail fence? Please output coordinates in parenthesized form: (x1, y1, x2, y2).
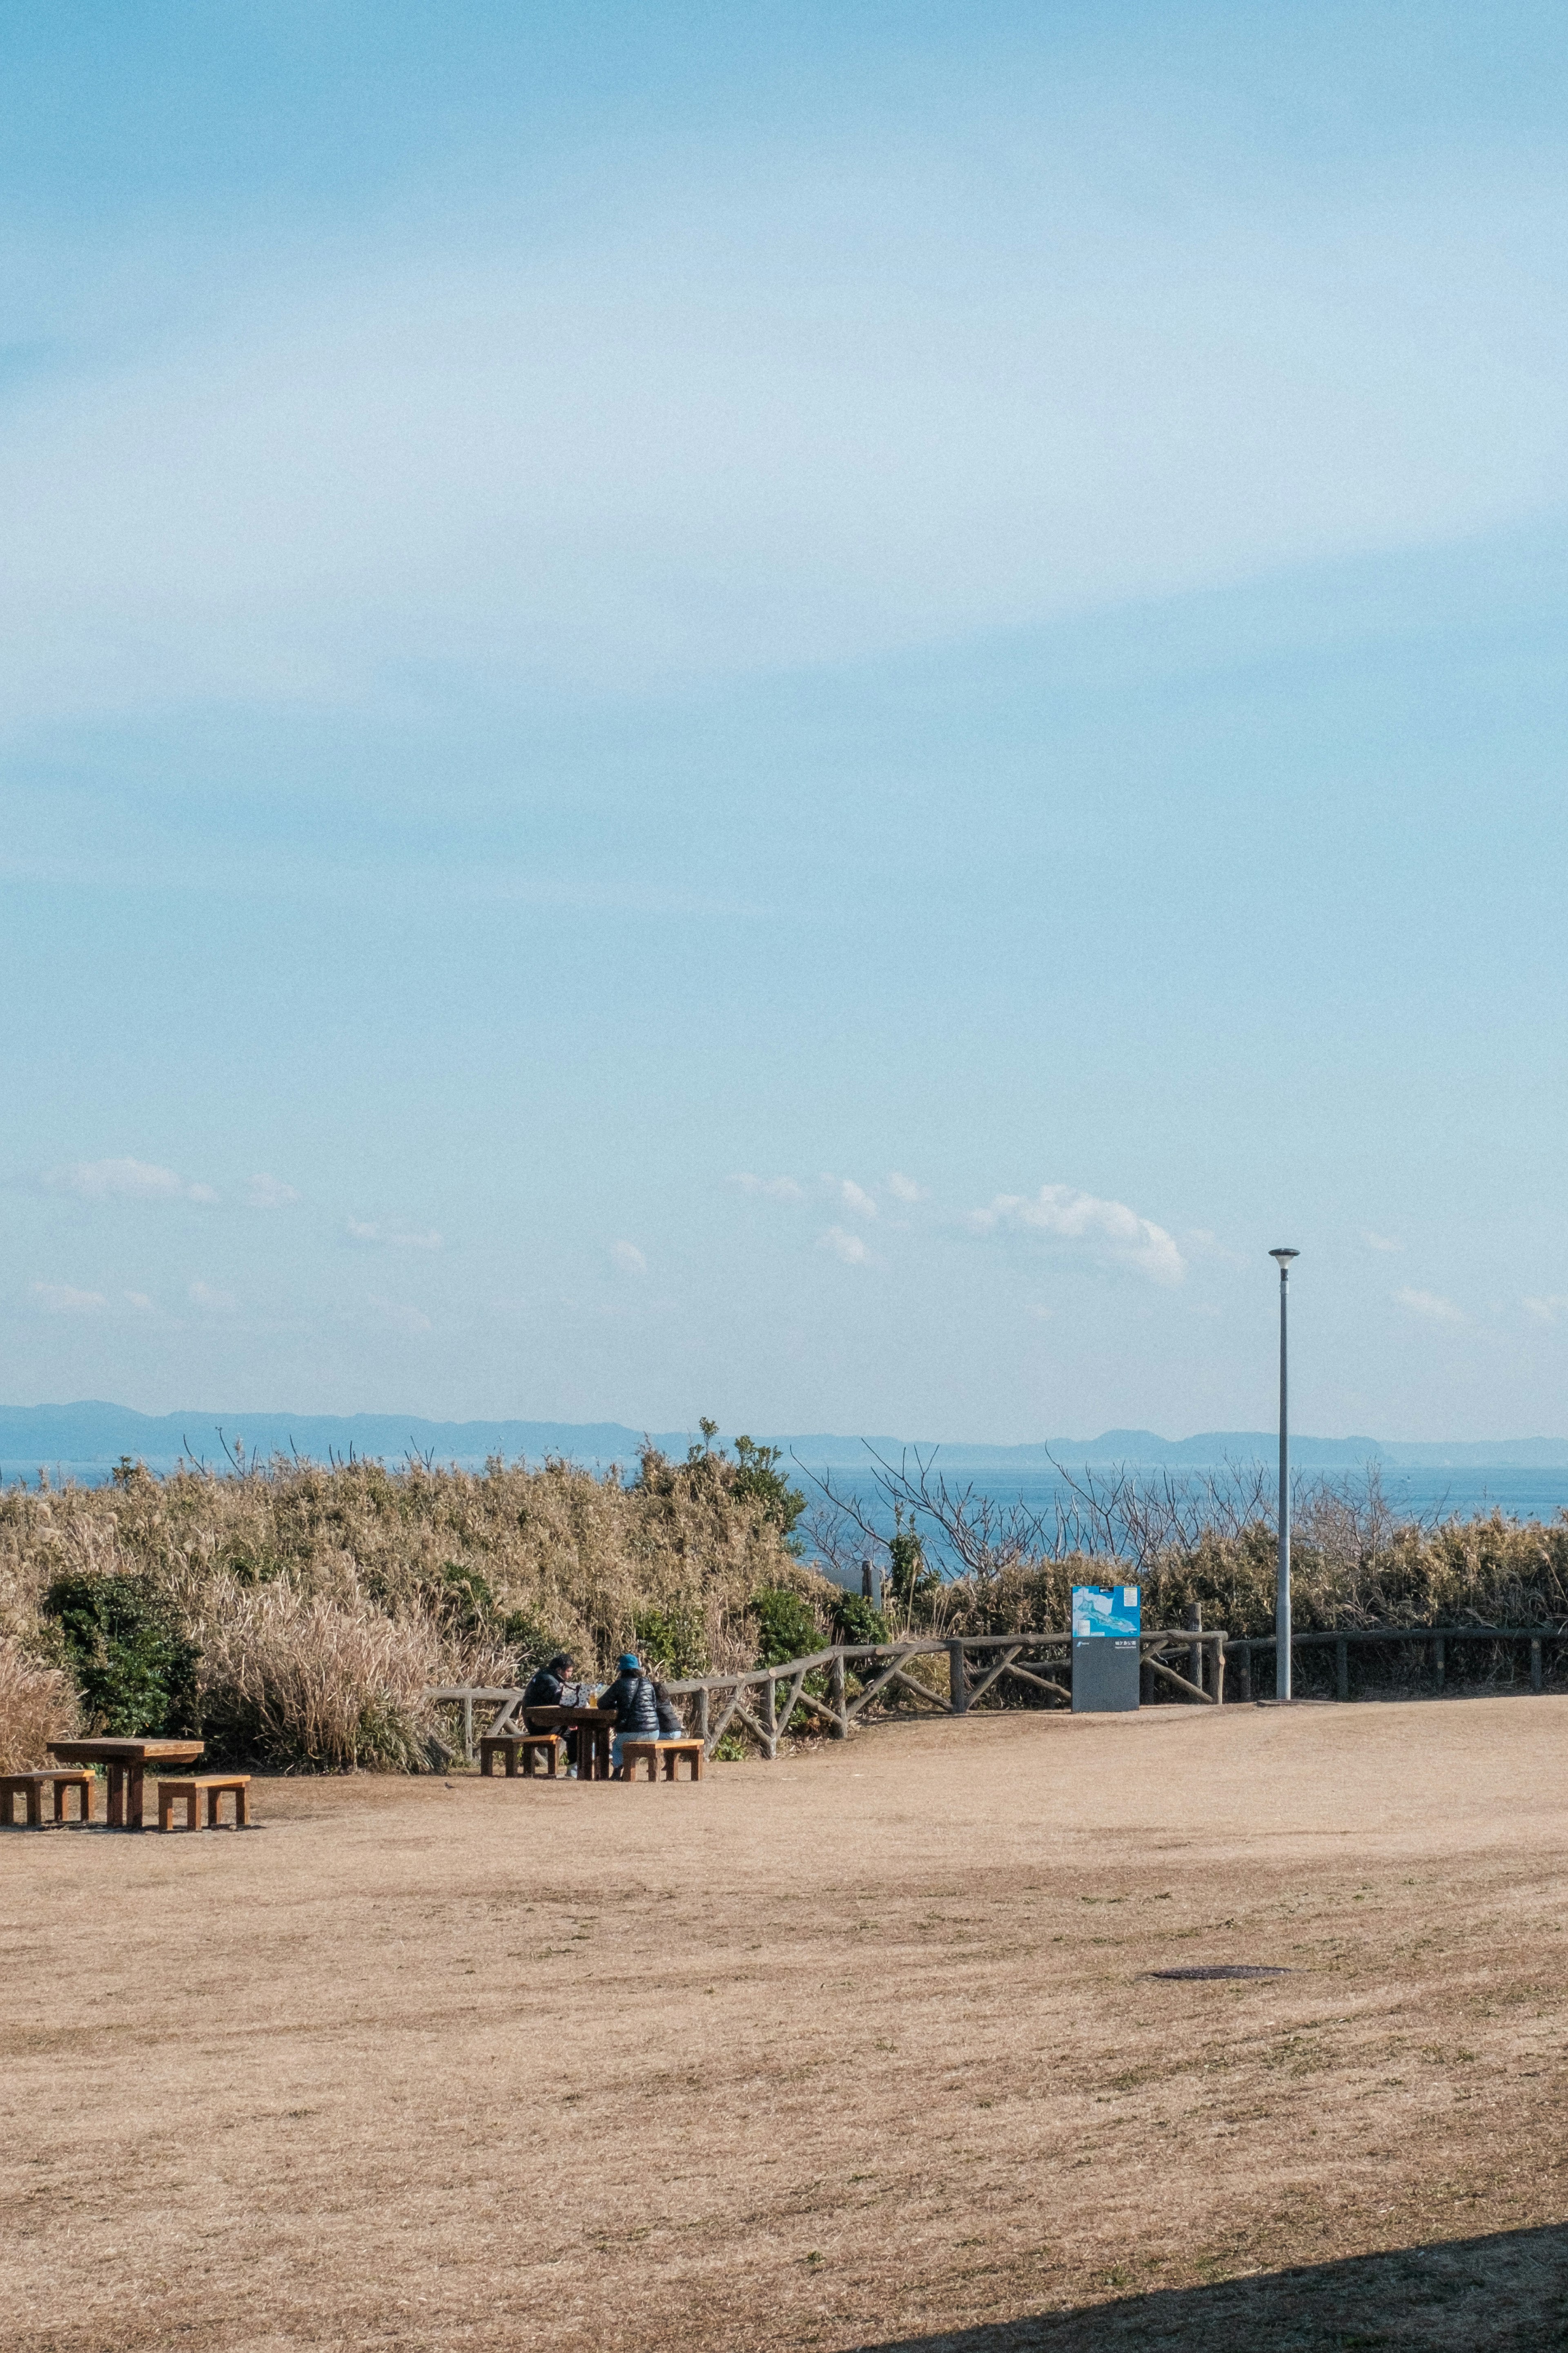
(1225, 1624, 1566, 1703)
(428, 1626, 1227, 1762)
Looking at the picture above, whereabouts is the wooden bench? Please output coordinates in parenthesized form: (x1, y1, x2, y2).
(1, 1770, 94, 1827)
(157, 1775, 250, 1831)
(617, 1739, 704, 1783)
(479, 1733, 565, 1779)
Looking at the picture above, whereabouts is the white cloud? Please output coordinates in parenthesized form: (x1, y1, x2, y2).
(367, 1295, 433, 1336)
(49, 1156, 216, 1203)
(886, 1172, 924, 1203)
(1395, 1285, 1464, 1325)
(346, 1218, 443, 1251)
(820, 1225, 871, 1266)
(731, 1173, 804, 1201)
(30, 1279, 106, 1313)
(611, 1240, 647, 1276)
(967, 1184, 1185, 1286)
(1523, 1294, 1568, 1324)
(122, 1290, 153, 1310)
(244, 1173, 299, 1209)
(188, 1280, 237, 1311)
(1363, 1230, 1403, 1253)
(839, 1180, 879, 1220)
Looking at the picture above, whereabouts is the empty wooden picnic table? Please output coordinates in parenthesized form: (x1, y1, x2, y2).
(47, 1738, 205, 1830)
(521, 1705, 615, 1780)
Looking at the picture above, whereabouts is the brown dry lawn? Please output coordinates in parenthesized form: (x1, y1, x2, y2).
(6, 1697, 1568, 2353)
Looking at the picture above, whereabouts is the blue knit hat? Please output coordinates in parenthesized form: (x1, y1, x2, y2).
(618, 1652, 640, 1670)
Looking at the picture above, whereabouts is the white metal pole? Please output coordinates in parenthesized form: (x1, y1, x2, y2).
(1271, 1249, 1298, 1701)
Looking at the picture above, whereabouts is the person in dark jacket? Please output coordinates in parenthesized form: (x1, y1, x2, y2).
(652, 1681, 685, 1739)
(600, 1651, 660, 1772)
(523, 1653, 575, 1713)
(524, 1653, 579, 1772)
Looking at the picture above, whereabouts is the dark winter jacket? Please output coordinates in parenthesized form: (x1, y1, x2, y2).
(601, 1670, 660, 1738)
(523, 1666, 570, 1713)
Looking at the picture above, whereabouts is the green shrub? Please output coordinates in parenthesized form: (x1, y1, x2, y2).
(886, 1523, 939, 1613)
(752, 1586, 822, 1667)
(633, 1603, 709, 1677)
(42, 1572, 199, 1736)
(831, 1590, 888, 1647)
(731, 1436, 808, 1546)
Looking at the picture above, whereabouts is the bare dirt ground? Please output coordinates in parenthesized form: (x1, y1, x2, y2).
(6, 1697, 1568, 2353)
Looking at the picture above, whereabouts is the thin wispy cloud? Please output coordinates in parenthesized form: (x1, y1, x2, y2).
(49, 1156, 217, 1204)
(731, 1173, 804, 1201)
(967, 1184, 1185, 1286)
(886, 1173, 924, 1203)
(838, 1180, 878, 1221)
(188, 1279, 237, 1311)
(820, 1225, 871, 1267)
(345, 1218, 443, 1251)
(31, 1279, 107, 1313)
(611, 1240, 647, 1277)
(244, 1173, 299, 1209)
(7, 114, 1567, 726)
(1363, 1230, 1403, 1253)
(1523, 1294, 1568, 1324)
(1395, 1286, 1464, 1325)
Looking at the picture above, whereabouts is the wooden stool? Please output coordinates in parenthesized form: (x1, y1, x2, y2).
(479, 1733, 564, 1779)
(0, 1770, 94, 1827)
(617, 1739, 704, 1783)
(157, 1775, 250, 1831)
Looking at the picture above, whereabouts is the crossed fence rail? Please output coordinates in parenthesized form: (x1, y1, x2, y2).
(429, 1619, 1568, 1762)
(428, 1626, 1227, 1762)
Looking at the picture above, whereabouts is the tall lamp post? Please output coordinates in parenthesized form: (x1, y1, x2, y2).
(1270, 1248, 1299, 1701)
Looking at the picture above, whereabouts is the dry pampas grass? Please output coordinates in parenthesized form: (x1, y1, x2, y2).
(0, 1448, 831, 1771)
(0, 1636, 79, 1773)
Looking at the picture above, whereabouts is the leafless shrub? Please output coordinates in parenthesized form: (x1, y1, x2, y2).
(804, 1450, 1568, 1638)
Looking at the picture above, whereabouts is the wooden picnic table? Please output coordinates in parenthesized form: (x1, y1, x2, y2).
(47, 1738, 205, 1830)
(521, 1705, 615, 1781)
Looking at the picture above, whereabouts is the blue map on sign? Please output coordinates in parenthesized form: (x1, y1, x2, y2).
(1071, 1583, 1141, 1638)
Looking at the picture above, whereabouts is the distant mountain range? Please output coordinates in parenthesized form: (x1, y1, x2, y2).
(5, 1401, 1568, 1481)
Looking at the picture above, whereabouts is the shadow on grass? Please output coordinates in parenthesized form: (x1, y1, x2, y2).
(863, 2224, 1568, 2351)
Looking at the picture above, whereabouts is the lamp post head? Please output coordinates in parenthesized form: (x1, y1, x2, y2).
(1270, 1247, 1299, 1273)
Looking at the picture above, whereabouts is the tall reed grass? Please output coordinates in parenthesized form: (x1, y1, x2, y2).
(0, 1447, 829, 1769)
(0, 1637, 79, 1774)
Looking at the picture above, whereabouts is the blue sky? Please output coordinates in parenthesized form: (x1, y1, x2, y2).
(4, 2, 1568, 1442)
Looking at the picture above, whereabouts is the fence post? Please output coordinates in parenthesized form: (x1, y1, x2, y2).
(463, 1693, 474, 1762)
(696, 1686, 710, 1749)
(1185, 1602, 1203, 1696)
(830, 1650, 847, 1735)
(1237, 1643, 1252, 1703)
(762, 1675, 777, 1760)
(1532, 1636, 1544, 1693)
(1434, 1634, 1446, 1690)
(1335, 1638, 1349, 1703)
(948, 1640, 968, 1715)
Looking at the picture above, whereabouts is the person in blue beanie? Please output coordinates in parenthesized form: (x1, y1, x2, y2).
(599, 1650, 660, 1773)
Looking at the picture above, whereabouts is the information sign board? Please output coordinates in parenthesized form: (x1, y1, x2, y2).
(1071, 1584, 1141, 1712)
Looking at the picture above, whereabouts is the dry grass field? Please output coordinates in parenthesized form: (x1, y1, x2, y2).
(6, 1697, 1568, 2353)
